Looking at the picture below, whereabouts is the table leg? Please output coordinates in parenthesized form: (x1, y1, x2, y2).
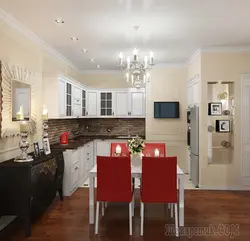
(89, 175, 95, 224)
(178, 175, 184, 226)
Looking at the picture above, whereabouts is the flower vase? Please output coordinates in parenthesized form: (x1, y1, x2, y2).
(131, 152, 142, 167)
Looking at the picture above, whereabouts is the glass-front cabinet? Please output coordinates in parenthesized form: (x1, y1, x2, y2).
(82, 89, 86, 116)
(100, 92, 113, 116)
(66, 83, 72, 116)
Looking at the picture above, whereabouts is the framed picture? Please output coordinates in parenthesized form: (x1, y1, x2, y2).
(43, 138, 51, 155)
(33, 142, 40, 157)
(208, 102, 222, 116)
(216, 120, 230, 133)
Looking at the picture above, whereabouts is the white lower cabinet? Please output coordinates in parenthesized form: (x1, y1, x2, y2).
(62, 141, 94, 196)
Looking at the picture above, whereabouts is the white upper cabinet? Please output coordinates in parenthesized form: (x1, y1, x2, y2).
(114, 91, 129, 116)
(87, 90, 98, 116)
(43, 74, 146, 118)
(187, 76, 200, 107)
(129, 89, 145, 117)
(58, 78, 66, 117)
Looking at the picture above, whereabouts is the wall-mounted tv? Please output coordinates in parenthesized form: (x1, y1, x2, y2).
(154, 102, 180, 118)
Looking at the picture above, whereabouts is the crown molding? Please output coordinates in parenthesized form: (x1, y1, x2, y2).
(186, 48, 201, 66)
(200, 46, 250, 52)
(0, 8, 79, 72)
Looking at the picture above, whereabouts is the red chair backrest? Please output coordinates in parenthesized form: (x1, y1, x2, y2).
(143, 143, 166, 157)
(141, 156, 177, 203)
(97, 156, 132, 202)
(110, 142, 130, 157)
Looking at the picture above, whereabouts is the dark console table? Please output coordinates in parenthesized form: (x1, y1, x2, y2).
(0, 151, 64, 236)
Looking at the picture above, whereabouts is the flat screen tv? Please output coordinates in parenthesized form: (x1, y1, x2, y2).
(154, 102, 180, 118)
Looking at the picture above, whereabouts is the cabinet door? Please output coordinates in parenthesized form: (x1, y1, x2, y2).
(73, 86, 81, 105)
(82, 89, 86, 116)
(73, 104, 81, 117)
(66, 83, 72, 116)
(96, 141, 110, 156)
(115, 91, 128, 116)
(192, 81, 199, 105)
(100, 92, 113, 116)
(130, 91, 145, 116)
(87, 91, 98, 116)
(58, 79, 66, 116)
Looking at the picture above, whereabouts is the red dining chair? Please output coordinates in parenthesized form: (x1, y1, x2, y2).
(95, 156, 134, 235)
(143, 143, 166, 157)
(110, 142, 130, 157)
(140, 156, 178, 237)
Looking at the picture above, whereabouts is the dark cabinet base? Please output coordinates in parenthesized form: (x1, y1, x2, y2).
(0, 151, 64, 237)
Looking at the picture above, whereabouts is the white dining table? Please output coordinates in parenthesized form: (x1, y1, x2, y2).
(89, 164, 185, 226)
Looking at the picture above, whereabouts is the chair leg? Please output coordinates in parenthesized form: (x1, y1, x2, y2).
(168, 203, 170, 209)
(95, 201, 100, 234)
(174, 203, 179, 237)
(129, 201, 132, 235)
(102, 202, 105, 216)
(105, 202, 108, 208)
(170, 203, 173, 218)
(140, 202, 144, 236)
(132, 193, 135, 217)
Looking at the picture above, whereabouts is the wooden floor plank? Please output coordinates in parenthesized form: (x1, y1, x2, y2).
(1, 188, 250, 240)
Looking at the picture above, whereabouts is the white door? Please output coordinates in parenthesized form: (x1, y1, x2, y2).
(241, 75, 250, 185)
(87, 91, 98, 116)
(115, 91, 128, 116)
(58, 79, 66, 116)
(130, 91, 145, 116)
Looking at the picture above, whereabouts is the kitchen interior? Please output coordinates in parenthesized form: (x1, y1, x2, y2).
(1, 1, 250, 240)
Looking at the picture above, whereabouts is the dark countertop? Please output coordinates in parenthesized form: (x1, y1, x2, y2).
(0, 150, 63, 167)
(50, 135, 145, 151)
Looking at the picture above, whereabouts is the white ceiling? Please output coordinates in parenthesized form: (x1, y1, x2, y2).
(1, 0, 250, 71)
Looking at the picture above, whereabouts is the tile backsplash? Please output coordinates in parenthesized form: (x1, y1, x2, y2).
(48, 118, 145, 144)
(79, 118, 145, 137)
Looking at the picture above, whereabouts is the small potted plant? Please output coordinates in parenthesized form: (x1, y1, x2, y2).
(127, 135, 145, 166)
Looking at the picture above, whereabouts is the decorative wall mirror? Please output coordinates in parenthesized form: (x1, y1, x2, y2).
(0, 61, 37, 137)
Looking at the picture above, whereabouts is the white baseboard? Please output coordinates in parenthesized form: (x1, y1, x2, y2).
(199, 185, 250, 191)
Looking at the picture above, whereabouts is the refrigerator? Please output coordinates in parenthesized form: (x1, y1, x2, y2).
(190, 106, 199, 188)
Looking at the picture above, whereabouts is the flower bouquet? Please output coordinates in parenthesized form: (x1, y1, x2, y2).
(127, 135, 145, 166)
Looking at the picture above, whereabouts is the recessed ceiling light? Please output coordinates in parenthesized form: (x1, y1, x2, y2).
(96, 65, 100, 68)
(55, 19, 64, 24)
(71, 37, 78, 41)
(82, 49, 88, 53)
(90, 58, 95, 62)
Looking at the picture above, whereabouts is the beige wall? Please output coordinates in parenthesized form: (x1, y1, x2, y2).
(0, 20, 82, 161)
(199, 52, 250, 189)
(80, 72, 126, 88)
(146, 66, 188, 171)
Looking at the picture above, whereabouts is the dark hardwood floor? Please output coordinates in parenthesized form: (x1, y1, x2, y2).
(1, 188, 250, 241)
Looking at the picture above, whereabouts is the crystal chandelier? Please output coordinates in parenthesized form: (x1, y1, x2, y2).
(117, 26, 154, 88)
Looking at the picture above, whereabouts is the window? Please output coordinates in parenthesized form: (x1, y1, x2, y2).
(100, 92, 112, 116)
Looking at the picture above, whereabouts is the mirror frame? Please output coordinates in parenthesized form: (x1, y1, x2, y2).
(0, 61, 37, 137)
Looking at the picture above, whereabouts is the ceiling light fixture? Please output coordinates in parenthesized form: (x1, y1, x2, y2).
(82, 49, 88, 53)
(117, 26, 154, 88)
(71, 37, 78, 41)
(90, 58, 95, 62)
(96, 65, 100, 68)
(55, 19, 64, 24)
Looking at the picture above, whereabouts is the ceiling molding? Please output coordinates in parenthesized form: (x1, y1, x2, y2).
(200, 46, 250, 52)
(0, 8, 79, 72)
(186, 48, 201, 66)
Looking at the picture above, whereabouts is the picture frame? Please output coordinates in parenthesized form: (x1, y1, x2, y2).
(33, 142, 40, 157)
(43, 138, 51, 155)
(216, 120, 230, 133)
(208, 102, 222, 116)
